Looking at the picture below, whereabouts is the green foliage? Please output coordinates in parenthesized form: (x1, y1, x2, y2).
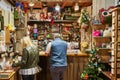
(81, 47, 104, 80)
(14, 10, 19, 20)
(78, 9, 90, 24)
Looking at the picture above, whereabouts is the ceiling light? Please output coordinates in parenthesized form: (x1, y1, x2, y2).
(55, 3, 60, 12)
(29, 2, 35, 7)
(74, 3, 79, 11)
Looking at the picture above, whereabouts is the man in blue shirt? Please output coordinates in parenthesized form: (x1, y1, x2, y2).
(45, 33, 68, 80)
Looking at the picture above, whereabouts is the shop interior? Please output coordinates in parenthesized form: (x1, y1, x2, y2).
(0, 0, 120, 80)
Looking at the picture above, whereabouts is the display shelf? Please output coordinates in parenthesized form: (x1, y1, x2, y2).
(0, 72, 15, 79)
(111, 7, 120, 80)
(28, 20, 76, 24)
(99, 48, 112, 50)
(98, 48, 112, 55)
(92, 23, 112, 79)
(102, 71, 112, 79)
(28, 18, 80, 51)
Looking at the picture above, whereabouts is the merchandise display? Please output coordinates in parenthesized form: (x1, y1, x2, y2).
(27, 6, 80, 51)
(0, 0, 118, 80)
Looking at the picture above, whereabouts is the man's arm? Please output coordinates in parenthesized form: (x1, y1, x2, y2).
(45, 42, 51, 56)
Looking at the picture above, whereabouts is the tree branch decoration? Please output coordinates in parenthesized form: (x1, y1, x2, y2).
(81, 47, 104, 80)
(78, 9, 90, 30)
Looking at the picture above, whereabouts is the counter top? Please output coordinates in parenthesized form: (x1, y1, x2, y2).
(39, 51, 89, 57)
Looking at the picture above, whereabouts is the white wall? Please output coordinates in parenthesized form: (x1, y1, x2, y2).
(0, 0, 14, 26)
(92, 0, 115, 17)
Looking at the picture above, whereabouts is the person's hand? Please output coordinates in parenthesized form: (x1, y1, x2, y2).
(5, 64, 12, 70)
(45, 53, 49, 56)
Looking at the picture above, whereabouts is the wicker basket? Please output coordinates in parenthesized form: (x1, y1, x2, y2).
(98, 48, 111, 63)
(93, 36, 111, 43)
(98, 48, 111, 56)
(100, 55, 110, 63)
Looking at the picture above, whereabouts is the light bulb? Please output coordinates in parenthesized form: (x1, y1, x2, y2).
(29, 2, 35, 7)
(74, 3, 79, 11)
(55, 3, 60, 12)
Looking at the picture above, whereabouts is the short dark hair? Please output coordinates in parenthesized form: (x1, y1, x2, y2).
(53, 33, 61, 38)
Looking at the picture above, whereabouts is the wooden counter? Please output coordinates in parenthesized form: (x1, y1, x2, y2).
(38, 51, 89, 80)
(39, 51, 89, 57)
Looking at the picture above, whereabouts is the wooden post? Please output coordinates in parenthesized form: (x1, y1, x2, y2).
(14, 11, 27, 53)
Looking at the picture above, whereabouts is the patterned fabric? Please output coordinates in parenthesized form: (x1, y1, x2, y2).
(19, 67, 39, 75)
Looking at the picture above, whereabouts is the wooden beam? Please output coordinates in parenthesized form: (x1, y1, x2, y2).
(61, 2, 67, 9)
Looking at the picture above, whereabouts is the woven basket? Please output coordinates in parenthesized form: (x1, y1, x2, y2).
(100, 55, 110, 63)
(93, 36, 111, 43)
(98, 48, 111, 56)
(98, 48, 111, 63)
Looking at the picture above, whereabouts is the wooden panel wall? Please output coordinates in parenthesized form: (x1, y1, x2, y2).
(92, 0, 115, 17)
(38, 56, 88, 80)
(64, 56, 88, 80)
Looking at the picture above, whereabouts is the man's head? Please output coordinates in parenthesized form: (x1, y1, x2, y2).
(53, 33, 61, 39)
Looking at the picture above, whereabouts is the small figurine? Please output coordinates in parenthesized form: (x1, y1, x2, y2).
(103, 27, 112, 37)
(40, 12, 45, 20)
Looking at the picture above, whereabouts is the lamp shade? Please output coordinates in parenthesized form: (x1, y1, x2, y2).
(29, 2, 35, 7)
(55, 3, 60, 12)
(74, 3, 79, 11)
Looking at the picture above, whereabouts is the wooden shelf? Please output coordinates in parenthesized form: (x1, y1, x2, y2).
(92, 23, 113, 79)
(102, 71, 112, 79)
(28, 20, 77, 24)
(99, 48, 112, 50)
(0, 71, 15, 79)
